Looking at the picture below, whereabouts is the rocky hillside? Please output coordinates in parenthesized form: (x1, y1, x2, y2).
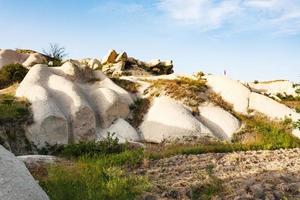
(0, 48, 300, 200)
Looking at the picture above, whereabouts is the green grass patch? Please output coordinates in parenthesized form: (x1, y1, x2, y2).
(39, 136, 149, 200)
(0, 94, 31, 123)
(42, 160, 149, 200)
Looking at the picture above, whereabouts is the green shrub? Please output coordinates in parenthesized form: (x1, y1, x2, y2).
(60, 133, 127, 158)
(296, 88, 300, 94)
(0, 94, 31, 123)
(296, 107, 300, 113)
(0, 63, 28, 89)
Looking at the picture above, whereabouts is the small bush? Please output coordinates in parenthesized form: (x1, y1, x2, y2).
(0, 63, 28, 89)
(60, 133, 127, 158)
(296, 88, 300, 94)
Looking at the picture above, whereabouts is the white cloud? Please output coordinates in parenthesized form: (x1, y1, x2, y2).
(157, 0, 300, 35)
(157, 0, 241, 30)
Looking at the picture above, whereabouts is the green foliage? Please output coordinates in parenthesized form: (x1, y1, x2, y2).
(296, 107, 300, 113)
(293, 120, 300, 130)
(60, 133, 126, 158)
(0, 94, 31, 123)
(236, 115, 300, 150)
(0, 63, 28, 89)
(296, 88, 300, 94)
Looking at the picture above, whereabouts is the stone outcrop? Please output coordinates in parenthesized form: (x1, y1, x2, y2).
(206, 75, 251, 114)
(0, 145, 49, 200)
(0, 49, 46, 69)
(16, 61, 136, 148)
(198, 103, 241, 141)
(100, 49, 174, 76)
(140, 96, 214, 143)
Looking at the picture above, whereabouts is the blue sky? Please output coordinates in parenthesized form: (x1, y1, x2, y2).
(0, 0, 300, 81)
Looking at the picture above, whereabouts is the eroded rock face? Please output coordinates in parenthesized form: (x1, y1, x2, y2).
(0, 49, 46, 68)
(16, 61, 135, 148)
(198, 103, 241, 141)
(206, 75, 251, 114)
(0, 145, 49, 200)
(140, 96, 214, 143)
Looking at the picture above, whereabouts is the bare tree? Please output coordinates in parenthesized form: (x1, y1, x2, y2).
(43, 43, 67, 65)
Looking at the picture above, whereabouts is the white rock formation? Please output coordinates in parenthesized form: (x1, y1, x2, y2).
(16, 61, 134, 148)
(0, 49, 46, 68)
(0, 145, 49, 200)
(249, 93, 300, 121)
(206, 75, 251, 114)
(22, 53, 46, 68)
(99, 118, 140, 143)
(248, 80, 300, 97)
(140, 96, 214, 143)
(198, 103, 241, 141)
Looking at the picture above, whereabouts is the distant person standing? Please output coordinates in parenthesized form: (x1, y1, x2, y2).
(224, 70, 227, 76)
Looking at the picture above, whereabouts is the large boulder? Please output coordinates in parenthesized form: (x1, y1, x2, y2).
(0, 145, 49, 200)
(206, 75, 251, 114)
(99, 118, 140, 143)
(140, 96, 214, 143)
(198, 103, 241, 141)
(16, 61, 133, 148)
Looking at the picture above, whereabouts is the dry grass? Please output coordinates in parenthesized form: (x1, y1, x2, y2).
(144, 76, 207, 109)
(111, 78, 140, 93)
